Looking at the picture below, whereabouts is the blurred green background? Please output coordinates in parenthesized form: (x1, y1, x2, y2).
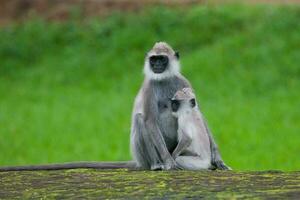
(0, 2, 299, 171)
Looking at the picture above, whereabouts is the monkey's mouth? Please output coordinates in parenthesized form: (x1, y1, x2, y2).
(151, 65, 167, 73)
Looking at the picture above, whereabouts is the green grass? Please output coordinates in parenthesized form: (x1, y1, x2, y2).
(0, 4, 299, 170)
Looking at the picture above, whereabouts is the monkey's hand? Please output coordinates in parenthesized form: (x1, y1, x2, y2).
(150, 158, 178, 170)
(163, 158, 179, 170)
(171, 152, 179, 159)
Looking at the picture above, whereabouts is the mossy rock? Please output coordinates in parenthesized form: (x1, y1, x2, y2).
(1, 168, 300, 199)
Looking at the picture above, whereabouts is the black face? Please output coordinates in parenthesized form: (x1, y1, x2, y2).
(171, 99, 180, 112)
(190, 98, 196, 108)
(149, 55, 169, 74)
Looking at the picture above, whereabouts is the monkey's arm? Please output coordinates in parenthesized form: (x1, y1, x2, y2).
(203, 119, 231, 170)
(141, 87, 177, 170)
(145, 119, 177, 170)
(172, 129, 192, 159)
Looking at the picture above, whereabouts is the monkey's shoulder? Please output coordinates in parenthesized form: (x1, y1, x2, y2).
(148, 76, 190, 94)
(167, 75, 191, 89)
(174, 74, 191, 86)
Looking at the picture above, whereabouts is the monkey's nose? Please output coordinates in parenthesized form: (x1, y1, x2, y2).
(151, 64, 167, 73)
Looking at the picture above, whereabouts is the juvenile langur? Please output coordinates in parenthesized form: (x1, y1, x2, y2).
(131, 42, 229, 170)
(171, 88, 212, 170)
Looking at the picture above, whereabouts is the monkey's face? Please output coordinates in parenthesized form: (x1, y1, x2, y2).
(144, 42, 180, 80)
(171, 88, 196, 116)
(171, 98, 196, 113)
(149, 55, 169, 74)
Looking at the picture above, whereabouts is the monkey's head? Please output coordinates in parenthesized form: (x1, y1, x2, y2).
(171, 88, 197, 116)
(144, 42, 180, 80)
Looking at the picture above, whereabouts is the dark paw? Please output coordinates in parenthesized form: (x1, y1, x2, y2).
(151, 164, 164, 171)
(213, 160, 231, 170)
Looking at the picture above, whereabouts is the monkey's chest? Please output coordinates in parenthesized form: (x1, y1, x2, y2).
(150, 80, 185, 151)
(157, 100, 170, 112)
(155, 87, 179, 113)
(156, 99, 178, 152)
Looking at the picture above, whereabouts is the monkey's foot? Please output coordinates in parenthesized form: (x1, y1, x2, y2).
(213, 160, 231, 170)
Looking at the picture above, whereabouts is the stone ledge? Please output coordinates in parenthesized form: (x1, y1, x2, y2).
(0, 165, 299, 199)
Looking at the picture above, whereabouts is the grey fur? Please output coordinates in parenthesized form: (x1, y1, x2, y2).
(171, 88, 213, 170)
(0, 161, 136, 171)
(131, 76, 191, 170)
(131, 42, 230, 170)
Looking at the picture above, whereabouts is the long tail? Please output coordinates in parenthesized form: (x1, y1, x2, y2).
(0, 161, 137, 172)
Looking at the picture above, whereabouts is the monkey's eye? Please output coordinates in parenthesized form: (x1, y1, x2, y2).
(190, 98, 196, 108)
(149, 56, 156, 65)
(171, 99, 180, 112)
(149, 55, 169, 65)
(160, 56, 168, 64)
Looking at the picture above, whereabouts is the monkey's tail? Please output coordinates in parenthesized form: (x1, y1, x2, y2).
(0, 161, 137, 172)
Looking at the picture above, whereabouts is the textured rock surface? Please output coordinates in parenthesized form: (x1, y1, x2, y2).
(1, 169, 300, 199)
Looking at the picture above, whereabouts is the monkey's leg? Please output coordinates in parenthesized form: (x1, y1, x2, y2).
(172, 129, 192, 159)
(145, 120, 177, 170)
(132, 113, 163, 170)
(175, 156, 211, 170)
(203, 119, 231, 170)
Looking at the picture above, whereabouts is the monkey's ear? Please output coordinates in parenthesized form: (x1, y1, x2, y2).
(190, 98, 196, 108)
(175, 51, 180, 59)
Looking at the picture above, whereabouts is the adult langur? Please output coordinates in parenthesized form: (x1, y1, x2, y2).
(130, 42, 230, 170)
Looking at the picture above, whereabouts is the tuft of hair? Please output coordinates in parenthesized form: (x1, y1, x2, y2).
(151, 42, 175, 55)
(173, 87, 195, 100)
(144, 42, 180, 81)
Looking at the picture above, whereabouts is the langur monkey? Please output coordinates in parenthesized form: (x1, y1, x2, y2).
(131, 42, 230, 170)
(171, 88, 228, 170)
(0, 42, 229, 172)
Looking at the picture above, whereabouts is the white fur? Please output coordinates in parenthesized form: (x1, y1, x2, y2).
(172, 99, 212, 170)
(143, 59, 180, 81)
(172, 101, 196, 119)
(175, 156, 211, 170)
